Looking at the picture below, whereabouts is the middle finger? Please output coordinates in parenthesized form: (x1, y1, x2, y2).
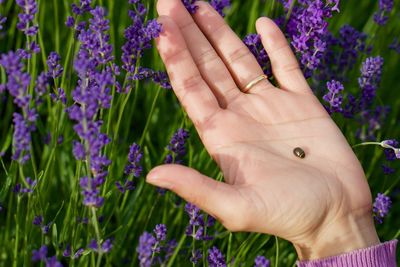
(157, 0, 241, 108)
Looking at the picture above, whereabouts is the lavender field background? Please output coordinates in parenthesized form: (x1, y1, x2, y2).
(0, 0, 399, 266)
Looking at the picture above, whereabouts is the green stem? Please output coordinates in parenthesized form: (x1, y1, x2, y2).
(227, 232, 232, 266)
(166, 234, 187, 267)
(393, 229, 400, 239)
(13, 196, 21, 267)
(91, 207, 103, 267)
(139, 86, 162, 146)
(53, 0, 60, 53)
(274, 236, 279, 267)
(352, 141, 382, 148)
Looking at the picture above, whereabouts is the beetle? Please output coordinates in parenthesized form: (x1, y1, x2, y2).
(293, 147, 306, 159)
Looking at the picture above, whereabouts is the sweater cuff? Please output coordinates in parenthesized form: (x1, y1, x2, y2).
(296, 239, 398, 267)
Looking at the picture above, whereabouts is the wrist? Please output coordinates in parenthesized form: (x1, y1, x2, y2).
(293, 210, 380, 260)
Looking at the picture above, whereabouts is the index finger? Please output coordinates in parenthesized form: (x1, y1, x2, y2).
(156, 16, 221, 128)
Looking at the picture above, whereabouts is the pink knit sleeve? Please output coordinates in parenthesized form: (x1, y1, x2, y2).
(296, 239, 398, 267)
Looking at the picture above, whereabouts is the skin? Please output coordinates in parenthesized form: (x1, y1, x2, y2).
(146, 0, 380, 260)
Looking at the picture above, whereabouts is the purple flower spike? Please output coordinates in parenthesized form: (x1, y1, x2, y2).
(16, 0, 39, 36)
(243, 34, 271, 76)
(67, 2, 117, 208)
(47, 52, 64, 79)
(137, 232, 157, 267)
(381, 164, 395, 175)
(283, 0, 340, 76)
(0, 51, 39, 164)
(254, 256, 270, 267)
(73, 248, 84, 259)
(124, 143, 143, 176)
(33, 215, 43, 226)
(358, 56, 384, 108)
(323, 80, 344, 114)
(89, 238, 113, 253)
(373, 193, 392, 224)
(210, 0, 231, 17)
(389, 38, 400, 54)
(32, 245, 48, 262)
(154, 224, 167, 241)
(208, 246, 226, 267)
(46, 256, 63, 267)
(165, 129, 189, 164)
(0, 15, 6, 30)
(182, 0, 199, 14)
(101, 239, 113, 253)
(63, 244, 72, 257)
(190, 249, 202, 264)
(373, 0, 393, 25)
(185, 203, 215, 241)
(66, 16, 75, 27)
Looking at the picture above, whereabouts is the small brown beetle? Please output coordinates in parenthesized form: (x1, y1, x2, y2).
(293, 147, 306, 159)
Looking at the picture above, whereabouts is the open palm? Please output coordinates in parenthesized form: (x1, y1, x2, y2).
(147, 0, 379, 259)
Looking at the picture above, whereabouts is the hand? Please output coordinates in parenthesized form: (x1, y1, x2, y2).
(147, 0, 380, 260)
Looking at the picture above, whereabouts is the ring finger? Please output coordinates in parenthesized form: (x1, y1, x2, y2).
(193, 1, 275, 96)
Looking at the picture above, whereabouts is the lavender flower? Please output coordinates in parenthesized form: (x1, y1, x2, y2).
(79, 176, 104, 208)
(32, 214, 52, 234)
(124, 143, 143, 176)
(71, 0, 92, 15)
(137, 232, 157, 267)
(381, 165, 395, 175)
(62, 244, 72, 257)
(32, 245, 48, 262)
(165, 129, 189, 164)
(323, 80, 344, 114)
(46, 256, 63, 267)
(33, 215, 43, 226)
(32, 245, 63, 266)
(12, 112, 33, 163)
(13, 177, 37, 194)
(73, 248, 84, 259)
(254, 256, 270, 267)
(358, 56, 384, 108)
(66, 16, 75, 28)
(50, 88, 67, 105)
(154, 224, 167, 241)
(16, 0, 39, 36)
(243, 34, 271, 76)
(208, 246, 226, 267)
(389, 38, 400, 54)
(317, 25, 367, 83)
(47, 52, 64, 79)
(283, 0, 340, 76)
(137, 224, 170, 267)
(210, 0, 231, 17)
(165, 239, 177, 261)
(185, 203, 215, 241)
(0, 51, 40, 164)
(381, 139, 400, 161)
(0, 15, 6, 30)
(182, 0, 199, 14)
(373, 0, 393, 25)
(35, 72, 50, 99)
(88, 238, 113, 253)
(68, 5, 116, 208)
(373, 193, 392, 224)
(190, 249, 203, 264)
(115, 179, 135, 194)
(122, 1, 161, 75)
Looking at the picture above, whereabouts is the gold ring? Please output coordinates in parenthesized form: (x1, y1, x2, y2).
(243, 74, 268, 93)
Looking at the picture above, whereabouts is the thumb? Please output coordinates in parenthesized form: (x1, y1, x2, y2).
(146, 164, 248, 231)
